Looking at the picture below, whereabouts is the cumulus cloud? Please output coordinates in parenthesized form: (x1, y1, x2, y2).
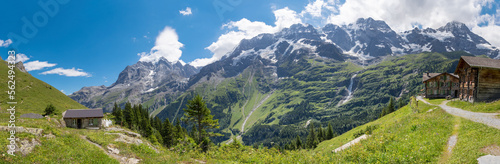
(473, 24, 500, 48)
(322, 0, 500, 33)
(138, 26, 184, 63)
(179, 7, 192, 16)
(15, 53, 30, 63)
(0, 39, 12, 47)
(273, 7, 303, 31)
(41, 67, 91, 77)
(24, 60, 57, 71)
(191, 0, 500, 67)
(190, 8, 302, 67)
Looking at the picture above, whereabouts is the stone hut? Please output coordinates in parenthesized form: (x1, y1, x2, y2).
(63, 109, 103, 129)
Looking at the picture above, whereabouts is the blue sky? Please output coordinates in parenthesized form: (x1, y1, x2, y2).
(1, 0, 499, 95)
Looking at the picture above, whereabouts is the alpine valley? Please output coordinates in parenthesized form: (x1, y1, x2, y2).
(70, 18, 499, 145)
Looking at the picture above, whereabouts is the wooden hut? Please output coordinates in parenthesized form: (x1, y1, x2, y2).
(422, 72, 459, 98)
(454, 56, 500, 102)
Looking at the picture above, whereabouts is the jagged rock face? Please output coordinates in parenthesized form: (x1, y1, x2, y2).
(70, 58, 199, 112)
(324, 18, 499, 59)
(72, 18, 500, 113)
(188, 23, 344, 88)
(16, 61, 28, 73)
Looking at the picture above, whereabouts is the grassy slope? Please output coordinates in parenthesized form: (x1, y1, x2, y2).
(447, 100, 500, 113)
(0, 60, 86, 121)
(315, 97, 500, 163)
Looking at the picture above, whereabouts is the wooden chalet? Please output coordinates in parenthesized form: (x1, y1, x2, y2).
(63, 109, 103, 129)
(422, 72, 459, 98)
(454, 56, 500, 102)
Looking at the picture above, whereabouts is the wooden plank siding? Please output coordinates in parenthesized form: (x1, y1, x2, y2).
(455, 56, 500, 103)
(423, 73, 459, 99)
(476, 68, 500, 102)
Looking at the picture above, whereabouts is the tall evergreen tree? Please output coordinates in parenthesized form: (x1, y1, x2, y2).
(182, 95, 220, 150)
(112, 102, 122, 126)
(327, 122, 334, 140)
(162, 118, 174, 147)
(124, 102, 132, 128)
(295, 135, 302, 149)
(306, 124, 319, 149)
(317, 126, 324, 142)
(387, 97, 395, 113)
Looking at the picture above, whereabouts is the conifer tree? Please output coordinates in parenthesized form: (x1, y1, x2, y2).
(124, 102, 132, 128)
(317, 126, 324, 142)
(162, 118, 174, 147)
(387, 97, 395, 113)
(183, 95, 220, 149)
(112, 102, 122, 126)
(306, 124, 319, 149)
(295, 135, 302, 149)
(327, 122, 334, 140)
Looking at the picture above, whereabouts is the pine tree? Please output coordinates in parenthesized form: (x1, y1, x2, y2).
(317, 126, 324, 142)
(173, 117, 183, 141)
(380, 107, 387, 118)
(112, 102, 122, 126)
(295, 135, 302, 149)
(124, 102, 132, 128)
(162, 118, 174, 147)
(182, 95, 220, 150)
(306, 124, 319, 149)
(327, 122, 334, 140)
(387, 97, 395, 114)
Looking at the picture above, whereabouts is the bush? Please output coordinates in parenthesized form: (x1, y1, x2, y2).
(44, 104, 56, 116)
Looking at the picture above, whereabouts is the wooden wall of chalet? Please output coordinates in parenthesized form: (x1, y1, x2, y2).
(477, 68, 500, 102)
(425, 74, 459, 98)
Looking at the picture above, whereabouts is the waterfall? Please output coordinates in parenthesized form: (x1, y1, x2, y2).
(338, 74, 357, 106)
(347, 74, 357, 98)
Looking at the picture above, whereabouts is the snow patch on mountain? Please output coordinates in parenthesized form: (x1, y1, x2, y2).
(422, 31, 454, 42)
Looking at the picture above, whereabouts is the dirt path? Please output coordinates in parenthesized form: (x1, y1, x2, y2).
(228, 90, 274, 144)
(241, 90, 273, 133)
(417, 96, 500, 130)
(81, 135, 140, 164)
(333, 134, 370, 153)
(439, 117, 460, 163)
(173, 96, 186, 121)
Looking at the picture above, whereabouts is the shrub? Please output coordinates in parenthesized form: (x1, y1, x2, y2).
(44, 104, 56, 116)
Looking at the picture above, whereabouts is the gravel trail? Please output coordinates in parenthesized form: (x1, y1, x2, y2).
(417, 96, 500, 130)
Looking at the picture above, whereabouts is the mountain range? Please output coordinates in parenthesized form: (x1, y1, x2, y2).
(70, 17, 498, 145)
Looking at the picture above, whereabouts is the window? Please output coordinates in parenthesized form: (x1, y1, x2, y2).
(443, 75, 447, 81)
(89, 119, 94, 126)
(73, 119, 76, 126)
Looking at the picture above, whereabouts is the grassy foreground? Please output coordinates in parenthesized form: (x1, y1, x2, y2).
(447, 100, 500, 113)
(2, 97, 499, 163)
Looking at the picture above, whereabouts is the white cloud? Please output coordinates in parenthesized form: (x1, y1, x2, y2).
(472, 25, 500, 48)
(41, 67, 91, 77)
(192, 0, 500, 67)
(190, 8, 302, 67)
(301, 0, 339, 18)
(324, 0, 491, 32)
(190, 19, 276, 67)
(138, 26, 184, 63)
(60, 90, 65, 94)
(24, 60, 57, 71)
(179, 7, 192, 16)
(15, 53, 29, 63)
(273, 7, 303, 31)
(0, 39, 12, 47)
